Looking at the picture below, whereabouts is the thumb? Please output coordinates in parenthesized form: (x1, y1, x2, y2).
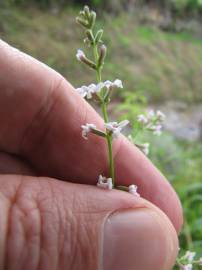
(0, 175, 178, 270)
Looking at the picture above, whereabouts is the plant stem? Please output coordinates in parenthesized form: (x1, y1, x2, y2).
(93, 42, 115, 185)
(101, 102, 115, 185)
(93, 45, 101, 82)
(184, 218, 193, 250)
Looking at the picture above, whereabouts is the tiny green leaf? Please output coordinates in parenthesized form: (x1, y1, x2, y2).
(89, 11, 96, 29)
(95, 29, 104, 44)
(85, 30, 94, 43)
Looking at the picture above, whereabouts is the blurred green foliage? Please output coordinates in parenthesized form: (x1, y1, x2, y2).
(117, 88, 202, 259)
(128, 120, 202, 261)
(114, 83, 202, 264)
(148, 135, 202, 254)
(171, 0, 202, 13)
(3, 5, 202, 104)
(2, 0, 202, 15)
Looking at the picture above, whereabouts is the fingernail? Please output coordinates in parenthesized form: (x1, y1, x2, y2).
(102, 208, 178, 270)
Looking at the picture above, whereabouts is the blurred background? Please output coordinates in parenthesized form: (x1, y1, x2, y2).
(0, 0, 202, 267)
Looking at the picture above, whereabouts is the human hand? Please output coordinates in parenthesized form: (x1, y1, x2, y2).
(0, 40, 182, 270)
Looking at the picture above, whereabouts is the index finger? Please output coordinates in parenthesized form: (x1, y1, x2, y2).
(0, 40, 183, 232)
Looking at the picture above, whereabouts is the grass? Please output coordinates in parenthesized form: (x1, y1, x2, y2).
(128, 124, 202, 260)
(1, 6, 202, 103)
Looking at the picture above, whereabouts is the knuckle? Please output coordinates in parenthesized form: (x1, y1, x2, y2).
(5, 177, 42, 270)
(1, 176, 62, 270)
(54, 183, 99, 270)
(0, 176, 100, 270)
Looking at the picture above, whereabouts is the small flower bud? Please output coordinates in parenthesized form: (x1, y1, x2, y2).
(137, 114, 148, 125)
(89, 11, 96, 29)
(76, 82, 105, 99)
(84, 5, 90, 18)
(156, 110, 166, 121)
(103, 79, 123, 90)
(105, 120, 129, 138)
(97, 175, 113, 190)
(76, 49, 96, 69)
(81, 123, 96, 139)
(95, 29, 104, 44)
(85, 29, 94, 44)
(76, 49, 85, 61)
(184, 251, 196, 263)
(128, 185, 140, 197)
(98, 44, 107, 67)
(83, 38, 91, 47)
(136, 143, 150, 156)
(148, 110, 155, 119)
(151, 125, 162, 136)
(76, 17, 88, 28)
(79, 11, 85, 17)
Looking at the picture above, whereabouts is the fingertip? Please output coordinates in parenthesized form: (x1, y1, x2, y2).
(102, 207, 178, 270)
(114, 137, 183, 233)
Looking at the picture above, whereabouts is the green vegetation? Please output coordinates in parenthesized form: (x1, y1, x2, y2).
(148, 134, 202, 256)
(1, 6, 202, 103)
(119, 91, 202, 259)
(0, 3, 201, 265)
(128, 125, 202, 260)
(3, 0, 202, 16)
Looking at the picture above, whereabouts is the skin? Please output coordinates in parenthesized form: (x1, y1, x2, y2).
(0, 39, 183, 270)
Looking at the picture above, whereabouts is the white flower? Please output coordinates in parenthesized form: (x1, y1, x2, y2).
(140, 143, 150, 155)
(127, 134, 134, 144)
(199, 257, 202, 265)
(148, 110, 155, 118)
(137, 114, 148, 125)
(181, 264, 193, 270)
(86, 83, 103, 99)
(105, 120, 129, 138)
(184, 251, 196, 262)
(95, 82, 106, 92)
(97, 175, 113, 190)
(156, 110, 166, 121)
(86, 84, 97, 99)
(136, 110, 165, 136)
(152, 124, 162, 136)
(76, 85, 90, 98)
(136, 143, 150, 155)
(113, 79, 123, 88)
(128, 185, 140, 197)
(81, 123, 96, 139)
(76, 83, 104, 99)
(137, 110, 166, 131)
(76, 80, 122, 99)
(76, 49, 85, 61)
(104, 79, 123, 90)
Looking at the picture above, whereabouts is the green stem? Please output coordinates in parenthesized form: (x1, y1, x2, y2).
(93, 42, 115, 185)
(101, 102, 115, 185)
(184, 218, 193, 250)
(93, 45, 101, 82)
